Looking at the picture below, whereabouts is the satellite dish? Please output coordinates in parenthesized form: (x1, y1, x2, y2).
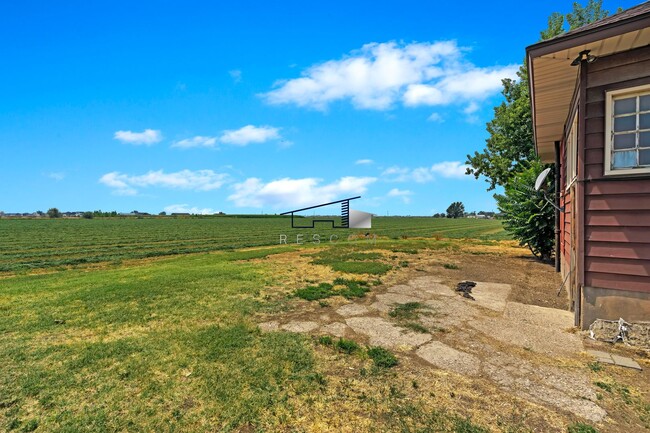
(534, 167, 551, 191)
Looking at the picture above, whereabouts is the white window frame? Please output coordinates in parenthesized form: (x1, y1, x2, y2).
(605, 83, 650, 176)
(565, 112, 578, 190)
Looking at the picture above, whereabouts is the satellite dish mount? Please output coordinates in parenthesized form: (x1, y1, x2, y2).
(534, 168, 564, 212)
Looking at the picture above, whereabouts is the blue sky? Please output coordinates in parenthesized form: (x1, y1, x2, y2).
(0, 0, 637, 215)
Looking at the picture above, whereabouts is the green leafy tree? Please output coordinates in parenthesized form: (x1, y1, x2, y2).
(466, 0, 611, 258)
(82, 211, 93, 219)
(566, 0, 609, 29)
(47, 207, 61, 218)
(495, 162, 555, 260)
(540, 12, 565, 40)
(446, 202, 465, 219)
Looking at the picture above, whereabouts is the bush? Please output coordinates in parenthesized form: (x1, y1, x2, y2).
(446, 201, 465, 218)
(367, 346, 398, 368)
(295, 283, 334, 301)
(47, 207, 61, 218)
(336, 338, 360, 354)
(567, 422, 598, 433)
(333, 278, 370, 299)
(495, 161, 555, 260)
(317, 335, 333, 346)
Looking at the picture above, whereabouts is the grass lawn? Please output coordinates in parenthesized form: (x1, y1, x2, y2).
(1, 250, 321, 432)
(0, 238, 504, 432)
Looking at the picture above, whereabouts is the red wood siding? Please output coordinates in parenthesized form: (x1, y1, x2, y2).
(559, 137, 573, 266)
(583, 45, 650, 294)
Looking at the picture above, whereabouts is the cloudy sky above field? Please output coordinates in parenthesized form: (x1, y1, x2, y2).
(0, 1, 635, 215)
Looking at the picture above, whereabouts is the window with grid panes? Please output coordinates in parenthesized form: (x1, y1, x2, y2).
(605, 84, 650, 175)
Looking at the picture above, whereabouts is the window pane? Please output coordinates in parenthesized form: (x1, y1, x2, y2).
(614, 133, 636, 149)
(641, 113, 650, 129)
(612, 150, 637, 168)
(641, 95, 650, 111)
(640, 150, 650, 166)
(641, 132, 650, 147)
(614, 115, 636, 132)
(614, 97, 636, 115)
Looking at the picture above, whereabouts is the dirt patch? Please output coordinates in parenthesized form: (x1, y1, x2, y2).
(422, 249, 568, 310)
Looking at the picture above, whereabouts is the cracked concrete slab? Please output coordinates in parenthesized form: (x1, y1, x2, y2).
(420, 297, 478, 328)
(415, 341, 480, 376)
(258, 321, 280, 332)
(469, 282, 511, 312)
(281, 321, 320, 333)
(386, 284, 432, 299)
(484, 353, 605, 423)
(336, 303, 370, 317)
(504, 302, 574, 329)
(408, 276, 455, 297)
(345, 316, 432, 349)
(320, 322, 349, 337)
(610, 354, 642, 370)
(587, 350, 642, 370)
(258, 271, 609, 425)
(370, 293, 425, 313)
(469, 316, 583, 356)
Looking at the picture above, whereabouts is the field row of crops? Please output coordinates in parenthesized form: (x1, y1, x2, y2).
(0, 216, 508, 272)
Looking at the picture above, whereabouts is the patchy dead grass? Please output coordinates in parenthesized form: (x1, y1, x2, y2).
(4, 236, 645, 432)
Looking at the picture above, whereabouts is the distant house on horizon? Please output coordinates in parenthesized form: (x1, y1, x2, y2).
(527, 2, 650, 328)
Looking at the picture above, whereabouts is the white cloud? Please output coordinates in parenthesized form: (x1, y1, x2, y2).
(229, 69, 242, 83)
(430, 161, 468, 178)
(387, 188, 414, 204)
(220, 125, 281, 146)
(463, 101, 480, 114)
(355, 159, 374, 165)
(171, 136, 218, 149)
(462, 101, 481, 123)
(228, 176, 376, 208)
(114, 129, 162, 145)
(99, 169, 229, 195)
(403, 66, 518, 107)
(46, 172, 65, 181)
(427, 113, 443, 122)
(403, 84, 447, 106)
(262, 41, 518, 112)
(164, 204, 216, 215)
(99, 172, 137, 196)
(382, 161, 468, 183)
(411, 167, 434, 183)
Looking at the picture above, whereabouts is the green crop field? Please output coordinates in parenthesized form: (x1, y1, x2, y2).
(0, 216, 514, 431)
(0, 217, 516, 432)
(0, 216, 507, 273)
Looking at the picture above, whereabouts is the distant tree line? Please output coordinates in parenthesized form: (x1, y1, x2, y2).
(431, 202, 499, 219)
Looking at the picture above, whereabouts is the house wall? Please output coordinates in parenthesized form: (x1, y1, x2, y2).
(560, 92, 579, 313)
(560, 140, 573, 266)
(581, 44, 650, 325)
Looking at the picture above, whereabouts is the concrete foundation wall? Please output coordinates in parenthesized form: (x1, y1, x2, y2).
(581, 285, 650, 329)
